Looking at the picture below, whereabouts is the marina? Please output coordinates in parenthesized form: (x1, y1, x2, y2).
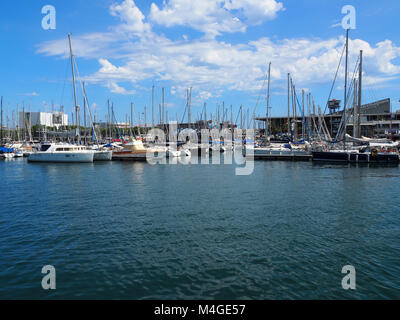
(2, 0, 400, 304)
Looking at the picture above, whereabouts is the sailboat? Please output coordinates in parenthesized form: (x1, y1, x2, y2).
(311, 30, 399, 164)
(28, 34, 97, 163)
(250, 63, 310, 160)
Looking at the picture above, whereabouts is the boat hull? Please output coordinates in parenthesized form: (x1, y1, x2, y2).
(28, 152, 94, 163)
(312, 151, 399, 163)
(93, 150, 112, 161)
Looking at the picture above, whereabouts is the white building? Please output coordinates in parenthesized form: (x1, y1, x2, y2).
(19, 112, 68, 129)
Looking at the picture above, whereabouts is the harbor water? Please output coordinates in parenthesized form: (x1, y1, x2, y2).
(1, 158, 400, 299)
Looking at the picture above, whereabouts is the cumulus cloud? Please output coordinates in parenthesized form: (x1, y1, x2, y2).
(110, 0, 151, 35)
(35, 0, 400, 98)
(107, 81, 135, 95)
(150, 0, 284, 38)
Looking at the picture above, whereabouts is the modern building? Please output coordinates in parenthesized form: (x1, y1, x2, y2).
(18, 112, 68, 129)
(256, 98, 400, 138)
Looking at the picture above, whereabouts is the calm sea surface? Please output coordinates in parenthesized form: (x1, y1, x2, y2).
(0, 158, 399, 299)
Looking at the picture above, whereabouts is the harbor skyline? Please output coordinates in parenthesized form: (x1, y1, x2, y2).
(1, 0, 400, 124)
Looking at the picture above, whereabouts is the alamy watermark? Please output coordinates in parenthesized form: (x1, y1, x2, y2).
(41, 265, 56, 290)
(341, 265, 356, 290)
(41, 5, 56, 30)
(341, 5, 356, 30)
(144, 123, 255, 176)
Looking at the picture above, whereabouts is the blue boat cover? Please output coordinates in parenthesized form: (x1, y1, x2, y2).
(0, 147, 14, 153)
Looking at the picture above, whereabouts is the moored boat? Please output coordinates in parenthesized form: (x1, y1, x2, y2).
(28, 143, 94, 163)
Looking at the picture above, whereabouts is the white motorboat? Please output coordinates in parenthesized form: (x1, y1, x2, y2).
(28, 143, 94, 163)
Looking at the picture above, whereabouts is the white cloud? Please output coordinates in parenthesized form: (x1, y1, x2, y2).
(107, 81, 135, 95)
(149, 0, 284, 38)
(35, 0, 400, 98)
(110, 0, 151, 35)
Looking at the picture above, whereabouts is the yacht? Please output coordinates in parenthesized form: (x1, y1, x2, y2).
(28, 143, 94, 163)
(112, 139, 165, 160)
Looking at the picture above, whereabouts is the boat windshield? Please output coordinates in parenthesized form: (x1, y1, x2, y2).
(41, 144, 51, 152)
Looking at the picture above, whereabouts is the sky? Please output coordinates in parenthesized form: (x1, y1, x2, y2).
(1, 0, 400, 125)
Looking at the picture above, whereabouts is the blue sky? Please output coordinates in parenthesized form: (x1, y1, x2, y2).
(1, 0, 400, 125)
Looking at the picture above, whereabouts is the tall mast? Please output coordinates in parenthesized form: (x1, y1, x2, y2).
(162, 87, 165, 126)
(202, 102, 206, 128)
(159, 103, 161, 126)
(293, 83, 298, 141)
(240, 105, 243, 130)
(287, 73, 290, 136)
(151, 85, 154, 130)
(23, 102, 26, 141)
(266, 62, 271, 138)
(68, 34, 80, 143)
(357, 50, 363, 139)
(230, 104, 233, 129)
(144, 105, 147, 130)
(107, 99, 111, 142)
(353, 78, 358, 137)
(130, 102, 133, 135)
(343, 29, 349, 148)
(302, 89, 305, 139)
(17, 103, 19, 141)
(188, 87, 192, 129)
(83, 81, 87, 145)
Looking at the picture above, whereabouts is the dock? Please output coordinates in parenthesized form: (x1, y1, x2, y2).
(252, 154, 312, 161)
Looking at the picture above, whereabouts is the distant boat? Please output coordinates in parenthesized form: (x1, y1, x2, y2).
(0, 146, 15, 159)
(0, 153, 15, 160)
(93, 149, 112, 161)
(88, 145, 112, 161)
(312, 147, 399, 164)
(167, 146, 191, 157)
(28, 143, 94, 163)
(112, 139, 164, 160)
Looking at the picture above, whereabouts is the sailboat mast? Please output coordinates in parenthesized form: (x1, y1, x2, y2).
(68, 34, 80, 143)
(287, 73, 290, 136)
(343, 29, 349, 148)
(108, 99, 111, 142)
(152, 85, 154, 130)
(83, 81, 87, 145)
(357, 50, 363, 139)
(162, 87, 165, 126)
(266, 62, 271, 138)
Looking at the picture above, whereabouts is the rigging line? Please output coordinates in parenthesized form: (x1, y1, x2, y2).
(60, 44, 70, 110)
(235, 106, 242, 127)
(180, 99, 188, 125)
(74, 58, 100, 145)
(323, 40, 347, 115)
(333, 59, 359, 140)
(293, 90, 312, 138)
(251, 63, 269, 122)
(344, 56, 360, 109)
